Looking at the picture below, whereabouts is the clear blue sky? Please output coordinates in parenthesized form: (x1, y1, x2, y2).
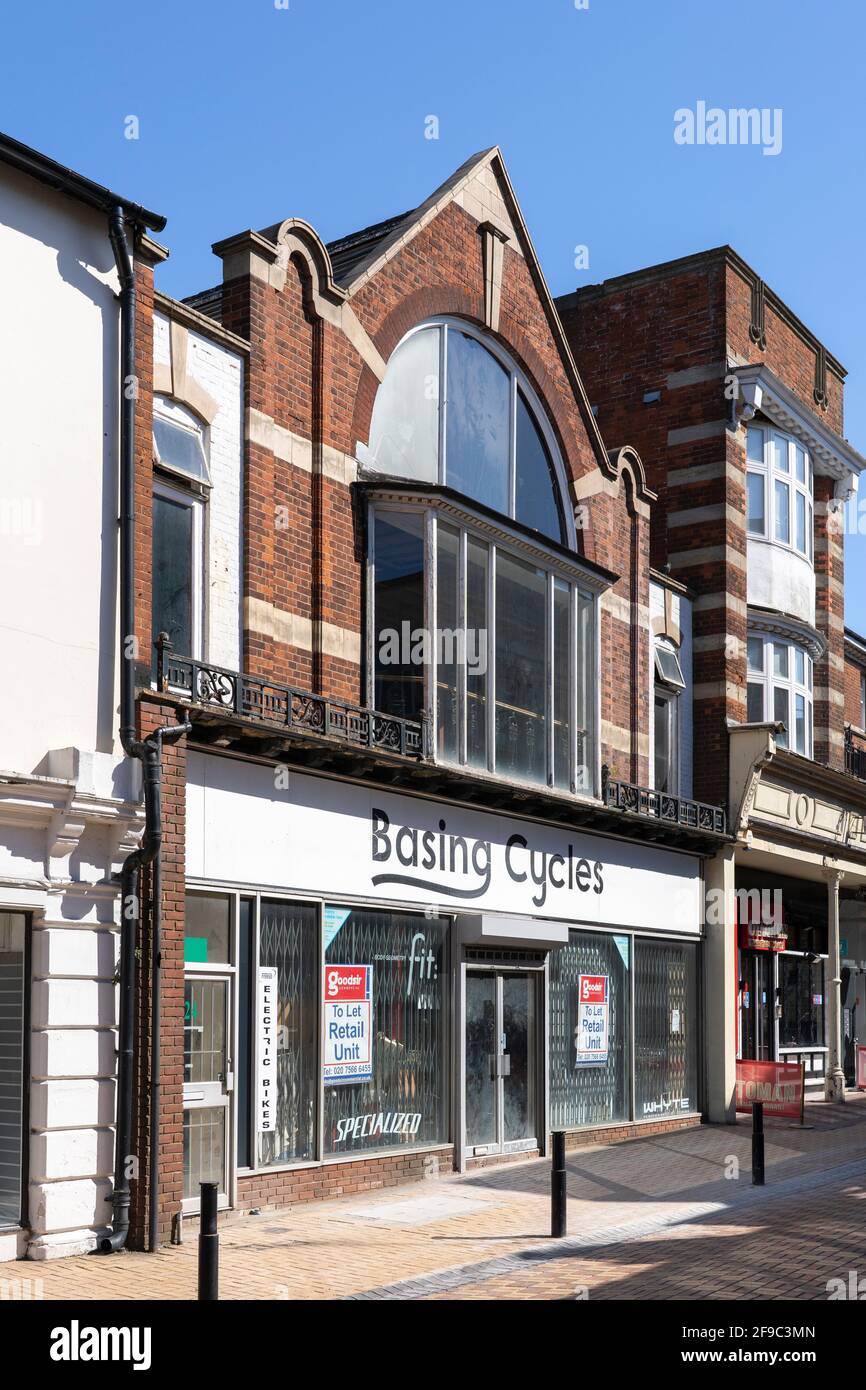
(5, 0, 865, 625)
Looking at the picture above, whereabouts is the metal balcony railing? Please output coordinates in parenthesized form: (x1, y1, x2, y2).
(154, 638, 426, 759)
(602, 767, 727, 835)
(845, 726, 866, 782)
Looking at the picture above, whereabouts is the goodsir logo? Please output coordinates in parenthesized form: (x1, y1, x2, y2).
(50, 1321, 151, 1371)
(371, 808, 604, 908)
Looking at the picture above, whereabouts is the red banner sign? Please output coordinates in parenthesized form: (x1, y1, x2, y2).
(735, 1059, 804, 1120)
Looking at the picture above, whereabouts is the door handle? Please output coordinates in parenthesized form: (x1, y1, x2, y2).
(501, 1053, 511, 1077)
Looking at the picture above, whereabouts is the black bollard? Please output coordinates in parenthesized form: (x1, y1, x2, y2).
(551, 1130, 567, 1237)
(198, 1182, 219, 1300)
(751, 1101, 765, 1186)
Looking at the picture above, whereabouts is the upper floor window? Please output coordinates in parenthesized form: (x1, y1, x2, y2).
(153, 398, 211, 486)
(366, 321, 569, 546)
(371, 501, 596, 795)
(746, 425, 813, 560)
(653, 638, 685, 795)
(746, 632, 813, 756)
(152, 398, 208, 662)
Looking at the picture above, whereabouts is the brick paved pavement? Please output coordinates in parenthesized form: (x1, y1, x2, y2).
(1, 1099, 865, 1301)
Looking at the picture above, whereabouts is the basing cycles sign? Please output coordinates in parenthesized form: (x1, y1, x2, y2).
(371, 807, 604, 910)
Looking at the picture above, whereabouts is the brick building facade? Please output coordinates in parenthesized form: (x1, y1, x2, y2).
(558, 250, 866, 1106)
(8, 131, 866, 1262)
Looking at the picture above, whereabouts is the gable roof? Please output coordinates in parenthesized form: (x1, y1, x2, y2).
(317, 147, 652, 501)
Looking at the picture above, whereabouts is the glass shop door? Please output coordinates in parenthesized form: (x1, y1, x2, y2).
(183, 974, 232, 1211)
(465, 970, 539, 1156)
(740, 951, 775, 1062)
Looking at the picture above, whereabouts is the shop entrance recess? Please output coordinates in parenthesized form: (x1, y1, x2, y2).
(740, 950, 774, 1061)
(464, 969, 541, 1156)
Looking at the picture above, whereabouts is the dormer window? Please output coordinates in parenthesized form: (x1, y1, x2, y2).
(746, 426, 813, 560)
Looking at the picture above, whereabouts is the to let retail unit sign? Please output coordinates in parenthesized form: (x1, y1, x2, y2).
(324, 964, 373, 1085)
(575, 974, 609, 1065)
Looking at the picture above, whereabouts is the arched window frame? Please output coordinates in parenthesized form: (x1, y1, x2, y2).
(363, 317, 577, 550)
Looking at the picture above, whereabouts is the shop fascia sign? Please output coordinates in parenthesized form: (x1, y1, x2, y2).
(371, 807, 605, 909)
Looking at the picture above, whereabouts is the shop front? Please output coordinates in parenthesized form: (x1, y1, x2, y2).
(179, 749, 708, 1208)
(736, 869, 829, 1096)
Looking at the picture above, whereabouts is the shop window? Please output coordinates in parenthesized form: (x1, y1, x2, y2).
(634, 939, 698, 1119)
(323, 908, 449, 1156)
(367, 321, 567, 545)
(746, 425, 813, 561)
(548, 931, 631, 1128)
(371, 504, 596, 793)
(0, 912, 27, 1226)
(746, 632, 813, 755)
(184, 892, 231, 964)
(257, 899, 319, 1167)
(779, 955, 824, 1048)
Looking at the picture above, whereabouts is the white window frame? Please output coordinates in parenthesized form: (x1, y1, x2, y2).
(746, 425, 814, 562)
(368, 497, 598, 797)
(746, 631, 813, 756)
(653, 683, 680, 796)
(365, 319, 577, 550)
(153, 477, 205, 661)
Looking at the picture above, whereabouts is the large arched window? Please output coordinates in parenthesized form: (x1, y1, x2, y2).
(366, 320, 570, 546)
(364, 322, 602, 797)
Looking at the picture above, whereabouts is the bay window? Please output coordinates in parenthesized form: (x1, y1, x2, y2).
(746, 425, 813, 561)
(371, 501, 597, 794)
(366, 316, 598, 794)
(746, 632, 813, 756)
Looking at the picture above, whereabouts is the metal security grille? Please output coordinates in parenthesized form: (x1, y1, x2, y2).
(0, 913, 26, 1226)
(464, 948, 546, 966)
(634, 939, 697, 1118)
(324, 910, 447, 1154)
(549, 931, 630, 1128)
(258, 900, 319, 1166)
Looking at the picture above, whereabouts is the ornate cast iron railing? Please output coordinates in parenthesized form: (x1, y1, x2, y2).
(845, 726, 866, 782)
(602, 766, 727, 835)
(154, 638, 426, 759)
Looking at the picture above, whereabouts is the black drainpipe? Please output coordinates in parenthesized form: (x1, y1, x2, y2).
(102, 206, 190, 1252)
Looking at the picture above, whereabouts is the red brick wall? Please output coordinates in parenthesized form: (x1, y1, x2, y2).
(130, 695, 189, 1249)
(237, 1147, 453, 1211)
(213, 194, 651, 780)
(560, 250, 850, 803)
(844, 651, 865, 728)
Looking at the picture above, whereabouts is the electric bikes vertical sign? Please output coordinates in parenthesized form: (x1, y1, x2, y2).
(324, 964, 373, 1084)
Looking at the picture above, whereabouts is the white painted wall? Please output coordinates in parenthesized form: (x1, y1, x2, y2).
(0, 164, 122, 774)
(0, 164, 143, 1257)
(747, 536, 815, 627)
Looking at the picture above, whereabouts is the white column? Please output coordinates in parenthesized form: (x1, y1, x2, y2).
(825, 869, 846, 1102)
(704, 845, 737, 1122)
